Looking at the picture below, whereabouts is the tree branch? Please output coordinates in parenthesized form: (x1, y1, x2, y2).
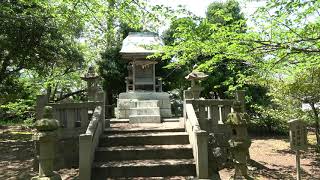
(54, 89, 85, 102)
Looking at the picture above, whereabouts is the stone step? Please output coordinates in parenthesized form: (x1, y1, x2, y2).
(99, 132, 189, 146)
(104, 127, 184, 134)
(95, 145, 193, 161)
(129, 115, 161, 123)
(136, 100, 159, 108)
(92, 159, 196, 178)
(104, 176, 195, 180)
(108, 118, 181, 124)
(106, 122, 185, 134)
(129, 107, 160, 116)
(162, 118, 181, 122)
(109, 118, 129, 123)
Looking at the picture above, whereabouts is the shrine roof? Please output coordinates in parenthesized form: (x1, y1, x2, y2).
(120, 32, 163, 59)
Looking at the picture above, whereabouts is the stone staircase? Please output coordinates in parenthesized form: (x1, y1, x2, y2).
(91, 121, 196, 179)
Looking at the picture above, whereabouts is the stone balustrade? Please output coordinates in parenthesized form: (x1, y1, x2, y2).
(79, 106, 104, 180)
(185, 103, 209, 179)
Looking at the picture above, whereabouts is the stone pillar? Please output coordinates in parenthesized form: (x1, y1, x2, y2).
(32, 106, 61, 180)
(225, 101, 251, 180)
(97, 91, 108, 128)
(195, 130, 209, 179)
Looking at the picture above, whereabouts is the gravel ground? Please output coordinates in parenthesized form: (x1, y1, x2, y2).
(1, 126, 319, 180)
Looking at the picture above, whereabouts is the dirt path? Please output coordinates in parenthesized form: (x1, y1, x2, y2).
(1, 126, 319, 180)
(220, 134, 320, 179)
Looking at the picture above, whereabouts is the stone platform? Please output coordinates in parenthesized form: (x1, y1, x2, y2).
(115, 92, 172, 123)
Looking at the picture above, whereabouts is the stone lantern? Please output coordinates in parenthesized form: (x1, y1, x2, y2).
(185, 70, 208, 99)
(32, 106, 61, 180)
(225, 101, 251, 179)
(81, 66, 100, 101)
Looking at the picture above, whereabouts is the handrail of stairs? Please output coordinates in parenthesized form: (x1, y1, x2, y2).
(79, 105, 104, 180)
(185, 103, 209, 179)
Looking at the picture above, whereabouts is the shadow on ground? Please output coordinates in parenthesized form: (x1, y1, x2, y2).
(0, 131, 36, 180)
(248, 159, 314, 179)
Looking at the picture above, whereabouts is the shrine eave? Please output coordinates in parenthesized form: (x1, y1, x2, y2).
(120, 52, 160, 60)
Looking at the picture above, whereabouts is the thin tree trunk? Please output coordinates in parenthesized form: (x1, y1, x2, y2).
(310, 103, 320, 145)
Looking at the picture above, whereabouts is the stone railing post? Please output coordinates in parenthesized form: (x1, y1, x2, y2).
(32, 106, 61, 180)
(97, 91, 108, 128)
(198, 105, 208, 131)
(79, 134, 92, 180)
(195, 130, 209, 179)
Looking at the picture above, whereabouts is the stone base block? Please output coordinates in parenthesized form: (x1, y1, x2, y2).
(117, 99, 138, 109)
(129, 115, 161, 123)
(130, 107, 160, 116)
(160, 108, 172, 118)
(137, 100, 159, 107)
(118, 92, 171, 109)
(115, 92, 172, 119)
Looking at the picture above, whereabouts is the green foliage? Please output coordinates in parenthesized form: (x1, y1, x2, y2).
(159, 0, 268, 118)
(0, 0, 85, 122)
(0, 99, 35, 123)
(0, 0, 181, 123)
(252, 0, 320, 71)
(250, 0, 320, 142)
(98, 46, 127, 104)
(158, 1, 257, 93)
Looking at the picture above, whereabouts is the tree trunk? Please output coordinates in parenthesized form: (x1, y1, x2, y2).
(310, 103, 320, 145)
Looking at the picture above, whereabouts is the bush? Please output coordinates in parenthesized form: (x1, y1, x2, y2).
(0, 99, 35, 124)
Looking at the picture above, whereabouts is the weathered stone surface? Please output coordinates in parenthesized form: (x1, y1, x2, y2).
(225, 101, 251, 179)
(129, 115, 161, 123)
(32, 111, 62, 180)
(117, 99, 138, 109)
(34, 119, 60, 131)
(129, 107, 160, 116)
(160, 108, 172, 118)
(136, 100, 159, 108)
(115, 92, 172, 119)
(118, 92, 170, 102)
(34, 106, 60, 131)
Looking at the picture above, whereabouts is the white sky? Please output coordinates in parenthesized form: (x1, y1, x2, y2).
(150, 0, 266, 17)
(150, 0, 267, 33)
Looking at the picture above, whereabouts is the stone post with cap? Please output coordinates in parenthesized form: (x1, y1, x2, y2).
(32, 106, 61, 180)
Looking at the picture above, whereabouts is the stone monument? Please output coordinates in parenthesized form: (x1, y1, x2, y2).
(115, 32, 172, 123)
(289, 119, 308, 180)
(32, 106, 61, 180)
